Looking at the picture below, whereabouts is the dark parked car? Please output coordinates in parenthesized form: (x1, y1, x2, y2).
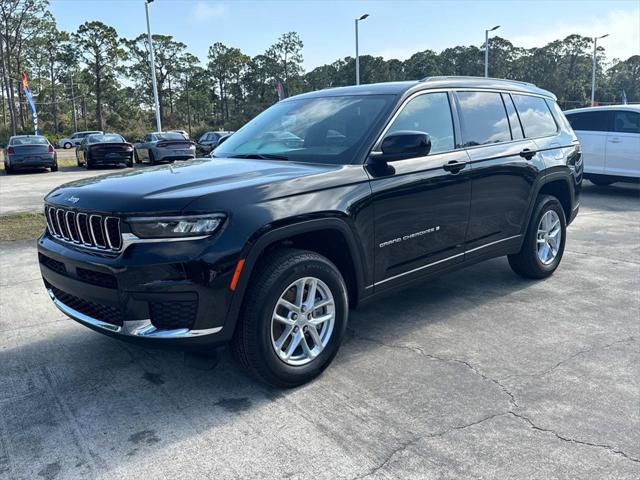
(134, 132, 196, 164)
(76, 133, 134, 169)
(38, 77, 582, 387)
(2, 135, 57, 173)
(196, 130, 233, 155)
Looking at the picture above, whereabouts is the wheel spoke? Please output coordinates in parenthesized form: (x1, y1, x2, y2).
(285, 331, 303, 359)
(300, 335, 316, 359)
(305, 278, 318, 309)
(273, 313, 295, 326)
(278, 298, 299, 313)
(310, 313, 333, 327)
(307, 325, 323, 349)
(274, 325, 295, 350)
(294, 278, 306, 308)
(312, 299, 333, 311)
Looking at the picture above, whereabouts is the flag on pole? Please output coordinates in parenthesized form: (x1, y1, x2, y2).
(21, 71, 39, 135)
(275, 78, 287, 102)
(621, 90, 628, 105)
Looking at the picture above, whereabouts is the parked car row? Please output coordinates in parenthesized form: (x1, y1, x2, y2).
(2, 130, 237, 174)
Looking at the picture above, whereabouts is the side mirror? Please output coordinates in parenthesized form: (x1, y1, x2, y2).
(374, 131, 431, 161)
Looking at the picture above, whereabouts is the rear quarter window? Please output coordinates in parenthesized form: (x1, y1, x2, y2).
(511, 94, 558, 138)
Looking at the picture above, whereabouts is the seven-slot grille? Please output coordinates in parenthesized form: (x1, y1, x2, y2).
(45, 205, 122, 251)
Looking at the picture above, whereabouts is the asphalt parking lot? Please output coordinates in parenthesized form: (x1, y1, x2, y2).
(0, 150, 145, 215)
(0, 172, 638, 479)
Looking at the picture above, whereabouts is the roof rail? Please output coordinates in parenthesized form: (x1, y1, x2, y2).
(420, 75, 536, 88)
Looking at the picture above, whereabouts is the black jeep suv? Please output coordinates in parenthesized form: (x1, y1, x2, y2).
(38, 77, 582, 387)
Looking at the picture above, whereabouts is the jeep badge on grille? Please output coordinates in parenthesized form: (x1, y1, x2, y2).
(67, 196, 80, 204)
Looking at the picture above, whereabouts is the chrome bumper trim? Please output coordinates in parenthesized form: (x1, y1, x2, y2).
(47, 289, 222, 338)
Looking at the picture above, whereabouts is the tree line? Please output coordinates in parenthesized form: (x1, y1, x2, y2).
(1, 0, 638, 143)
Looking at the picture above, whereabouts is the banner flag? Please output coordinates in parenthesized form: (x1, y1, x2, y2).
(21, 71, 39, 135)
(275, 78, 287, 102)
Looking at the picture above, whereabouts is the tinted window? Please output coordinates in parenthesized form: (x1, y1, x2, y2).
(10, 136, 48, 145)
(614, 111, 640, 134)
(384, 92, 455, 154)
(156, 132, 186, 141)
(511, 94, 557, 137)
(502, 94, 524, 140)
(546, 100, 574, 133)
(88, 134, 125, 143)
(215, 95, 394, 165)
(457, 91, 511, 147)
(565, 111, 612, 132)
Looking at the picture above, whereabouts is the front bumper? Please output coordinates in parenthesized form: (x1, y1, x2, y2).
(38, 232, 238, 349)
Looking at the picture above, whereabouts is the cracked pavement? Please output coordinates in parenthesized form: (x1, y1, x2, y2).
(0, 181, 638, 479)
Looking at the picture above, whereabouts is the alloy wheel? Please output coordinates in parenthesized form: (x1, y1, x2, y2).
(537, 210, 562, 265)
(270, 276, 335, 366)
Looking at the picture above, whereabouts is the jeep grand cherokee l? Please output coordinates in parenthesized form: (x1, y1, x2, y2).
(38, 77, 582, 387)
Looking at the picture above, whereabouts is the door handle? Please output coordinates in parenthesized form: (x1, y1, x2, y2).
(608, 138, 621, 143)
(443, 160, 466, 173)
(519, 148, 537, 160)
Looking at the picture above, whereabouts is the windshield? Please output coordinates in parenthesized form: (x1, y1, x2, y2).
(213, 95, 394, 164)
(89, 134, 125, 143)
(157, 132, 185, 141)
(10, 136, 48, 145)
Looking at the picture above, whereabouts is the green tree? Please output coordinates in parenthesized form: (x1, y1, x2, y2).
(74, 21, 124, 131)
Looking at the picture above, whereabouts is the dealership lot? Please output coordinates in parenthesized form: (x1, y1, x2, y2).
(0, 175, 638, 478)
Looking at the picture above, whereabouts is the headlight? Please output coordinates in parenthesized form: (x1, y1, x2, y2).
(128, 214, 225, 239)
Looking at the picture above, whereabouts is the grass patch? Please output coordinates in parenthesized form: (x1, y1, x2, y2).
(0, 212, 46, 241)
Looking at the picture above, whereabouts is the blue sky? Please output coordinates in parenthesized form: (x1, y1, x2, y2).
(50, 0, 639, 69)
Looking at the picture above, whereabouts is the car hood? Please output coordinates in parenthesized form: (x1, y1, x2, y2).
(45, 157, 352, 214)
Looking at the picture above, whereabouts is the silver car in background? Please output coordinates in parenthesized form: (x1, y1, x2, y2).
(56, 130, 103, 149)
(2, 135, 58, 174)
(133, 131, 196, 165)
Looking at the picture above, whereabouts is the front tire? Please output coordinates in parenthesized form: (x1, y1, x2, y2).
(508, 194, 566, 279)
(63, 142, 72, 149)
(232, 248, 348, 387)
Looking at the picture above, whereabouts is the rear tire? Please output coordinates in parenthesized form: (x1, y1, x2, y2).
(85, 153, 93, 170)
(149, 151, 156, 165)
(134, 150, 140, 164)
(51, 162, 58, 172)
(4, 162, 12, 174)
(508, 194, 566, 279)
(63, 142, 72, 149)
(232, 248, 348, 387)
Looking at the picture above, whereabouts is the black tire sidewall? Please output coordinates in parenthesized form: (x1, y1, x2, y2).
(253, 257, 348, 386)
(530, 197, 566, 274)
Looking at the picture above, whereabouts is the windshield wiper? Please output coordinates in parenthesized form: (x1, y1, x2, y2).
(228, 153, 289, 161)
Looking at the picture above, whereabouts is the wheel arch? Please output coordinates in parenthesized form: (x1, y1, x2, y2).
(224, 217, 367, 335)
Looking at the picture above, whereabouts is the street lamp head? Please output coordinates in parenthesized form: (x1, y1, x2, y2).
(597, 33, 609, 39)
(489, 25, 500, 32)
(145, 0, 154, 4)
(358, 13, 369, 21)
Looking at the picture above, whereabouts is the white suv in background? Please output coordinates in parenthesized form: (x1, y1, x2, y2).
(56, 130, 103, 149)
(564, 105, 639, 186)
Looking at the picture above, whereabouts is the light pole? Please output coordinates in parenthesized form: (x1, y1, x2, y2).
(484, 25, 500, 78)
(591, 33, 609, 106)
(355, 13, 369, 85)
(145, 0, 162, 132)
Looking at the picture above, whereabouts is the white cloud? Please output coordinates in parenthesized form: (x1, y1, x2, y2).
(191, 1, 226, 23)
(510, 9, 640, 62)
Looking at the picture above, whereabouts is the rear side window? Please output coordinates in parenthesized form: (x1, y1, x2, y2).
(456, 91, 511, 147)
(614, 111, 640, 134)
(502, 94, 524, 140)
(385, 92, 455, 154)
(565, 111, 612, 132)
(511, 94, 557, 138)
